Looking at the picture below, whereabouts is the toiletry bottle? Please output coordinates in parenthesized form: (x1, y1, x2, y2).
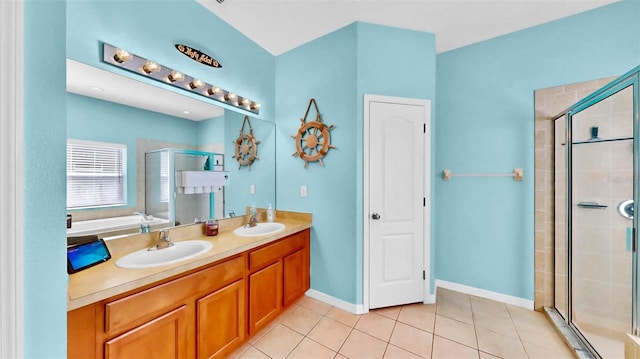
(267, 203, 274, 223)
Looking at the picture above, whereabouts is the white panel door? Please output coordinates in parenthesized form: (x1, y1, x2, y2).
(369, 99, 426, 309)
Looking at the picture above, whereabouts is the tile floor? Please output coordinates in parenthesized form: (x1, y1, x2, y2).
(230, 288, 576, 358)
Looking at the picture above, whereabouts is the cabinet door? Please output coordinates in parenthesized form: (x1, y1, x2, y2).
(105, 306, 188, 359)
(283, 249, 306, 307)
(197, 280, 245, 359)
(249, 261, 282, 335)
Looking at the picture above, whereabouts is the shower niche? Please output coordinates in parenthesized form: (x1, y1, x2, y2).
(145, 148, 226, 226)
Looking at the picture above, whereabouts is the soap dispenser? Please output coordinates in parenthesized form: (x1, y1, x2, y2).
(267, 203, 274, 223)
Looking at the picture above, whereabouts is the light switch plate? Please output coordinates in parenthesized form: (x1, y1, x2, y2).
(250, 184, 255, 194)
(300, 186, 307, 198)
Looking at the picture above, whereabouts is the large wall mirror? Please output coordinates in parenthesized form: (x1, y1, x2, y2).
(66, 60, 276, 238)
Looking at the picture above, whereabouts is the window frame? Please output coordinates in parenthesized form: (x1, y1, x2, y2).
(66, 139, 128, 210)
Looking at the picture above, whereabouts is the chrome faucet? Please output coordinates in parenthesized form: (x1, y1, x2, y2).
(149, 229, 174, 251)
(134, 211, 152, 233)
(247, 214, 258, 228)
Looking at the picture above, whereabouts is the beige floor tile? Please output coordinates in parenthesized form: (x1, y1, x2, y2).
(389, 321, 433, 358)
(279, 305, 323, 335)
(470, 296, 507, 315)
(522, 341, 574, 359)
(307, 317, 352, 352)
(478, 351, 500, 359)
(476, 328, 527, 358)
(516, 322, 572, 355)
(374, 306, 402, 320)
(253, 323, 304, 358)
(248, 320, 278, 345)
(437, 288, 471, 307)
(383, 344, 424, 359)
(336, 354, 349, 359)
(286, 337, 336, 359)
(507, 304, 550, 328)
(228, 343, 252, 359)
(326, 306, 361, 328)
(237, 346, 270, 359)
(473, 309, 518, 338)
(434, 315, 477, 349)
(299, 297, 332, 316)
(339, 329, 388, 359)
(355, 312, 396, 342)
(432, 336, 479, 359)
(436, 300, 474, 324)
(398, 303, 437, 332)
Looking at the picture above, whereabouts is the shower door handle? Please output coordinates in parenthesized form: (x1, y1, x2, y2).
(577, 202, 608, 209)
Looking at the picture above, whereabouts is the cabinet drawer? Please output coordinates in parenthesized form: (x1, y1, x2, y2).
(105, 255, 244, 336)
(248, 232, 306, 271)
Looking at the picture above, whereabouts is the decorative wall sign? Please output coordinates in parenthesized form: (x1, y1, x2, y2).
(232, 116, 260, 170)
(291, 98, 336, 168)
(175, 44, 222, 68)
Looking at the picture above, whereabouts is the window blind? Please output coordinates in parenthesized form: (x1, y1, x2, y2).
(67, 139, 127, 209)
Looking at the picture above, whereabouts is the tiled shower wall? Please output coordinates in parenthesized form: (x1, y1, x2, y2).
(533, 76, 616, 310)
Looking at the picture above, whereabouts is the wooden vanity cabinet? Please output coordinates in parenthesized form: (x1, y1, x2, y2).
(247, 229, 310, 335)
(68, 228, 310, 359)
(68, 255, 246, 359)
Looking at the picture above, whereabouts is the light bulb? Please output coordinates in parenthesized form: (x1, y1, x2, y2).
(250, 102, 260, 110)
(225, 92, 237, 101)
(142, 61, 160, 74)
(168, 71, 184, 82)
(206, 87, 220, 96)
(113, 49, 132, 63)
(240, 98, 249, 106)
(189, 79, 204, 89)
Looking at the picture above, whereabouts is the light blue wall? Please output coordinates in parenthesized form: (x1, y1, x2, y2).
(66, 0, 275, 123)
(435, 0, 640, 300)
(275, 22, 436, 304)
(224, 111, 277, 216)
(67, 93, 200, 209)
(276, 24, 359, 302)
(23, 0, 67, 357)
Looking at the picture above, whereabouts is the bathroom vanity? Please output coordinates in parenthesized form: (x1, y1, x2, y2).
(67, 211, 311, 359)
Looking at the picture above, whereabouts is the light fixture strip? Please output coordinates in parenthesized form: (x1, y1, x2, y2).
(101, 43, 259, 114)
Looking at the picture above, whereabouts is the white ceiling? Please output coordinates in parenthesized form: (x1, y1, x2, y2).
(68, 0, 620, 120)
(199, 0, 620, 55)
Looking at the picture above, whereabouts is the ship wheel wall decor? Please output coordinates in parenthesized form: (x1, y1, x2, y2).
(232, 116, 260, 170)
(291, 98, 336, 168)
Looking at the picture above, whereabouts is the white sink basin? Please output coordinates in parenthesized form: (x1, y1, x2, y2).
(233, 222, 286, 237)
(116, 240, 213, 269)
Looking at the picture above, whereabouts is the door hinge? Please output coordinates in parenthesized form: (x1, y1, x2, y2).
(423, 270, 425, 280)
(423, 197, 426, 207)
(423, 123, 426, 133)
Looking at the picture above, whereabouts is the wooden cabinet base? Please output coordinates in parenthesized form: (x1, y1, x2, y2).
(68, 229, 310, 359)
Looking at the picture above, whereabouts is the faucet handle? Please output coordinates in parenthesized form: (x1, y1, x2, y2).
(160, 229, 171, 242)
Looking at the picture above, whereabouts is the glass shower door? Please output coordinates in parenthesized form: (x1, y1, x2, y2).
(570, 84, 634, 358)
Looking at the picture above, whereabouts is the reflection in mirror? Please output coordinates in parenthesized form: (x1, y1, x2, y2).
(66, 60, 275, 238)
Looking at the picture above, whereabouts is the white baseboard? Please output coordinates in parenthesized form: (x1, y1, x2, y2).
(305, 289, 367, 314)
(435, 279, 534, 310)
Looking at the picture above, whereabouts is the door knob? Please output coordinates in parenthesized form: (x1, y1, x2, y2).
(371, 213, 381, 220)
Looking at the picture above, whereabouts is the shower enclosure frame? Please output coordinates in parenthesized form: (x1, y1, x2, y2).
(552, 65, 640, 357)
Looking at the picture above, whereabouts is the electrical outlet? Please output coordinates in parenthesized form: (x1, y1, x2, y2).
(250, 184, 255, 194)
(300, 185, 307, 198)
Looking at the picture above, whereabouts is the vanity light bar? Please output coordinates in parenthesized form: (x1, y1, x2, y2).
(102, 43, 259, 114)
